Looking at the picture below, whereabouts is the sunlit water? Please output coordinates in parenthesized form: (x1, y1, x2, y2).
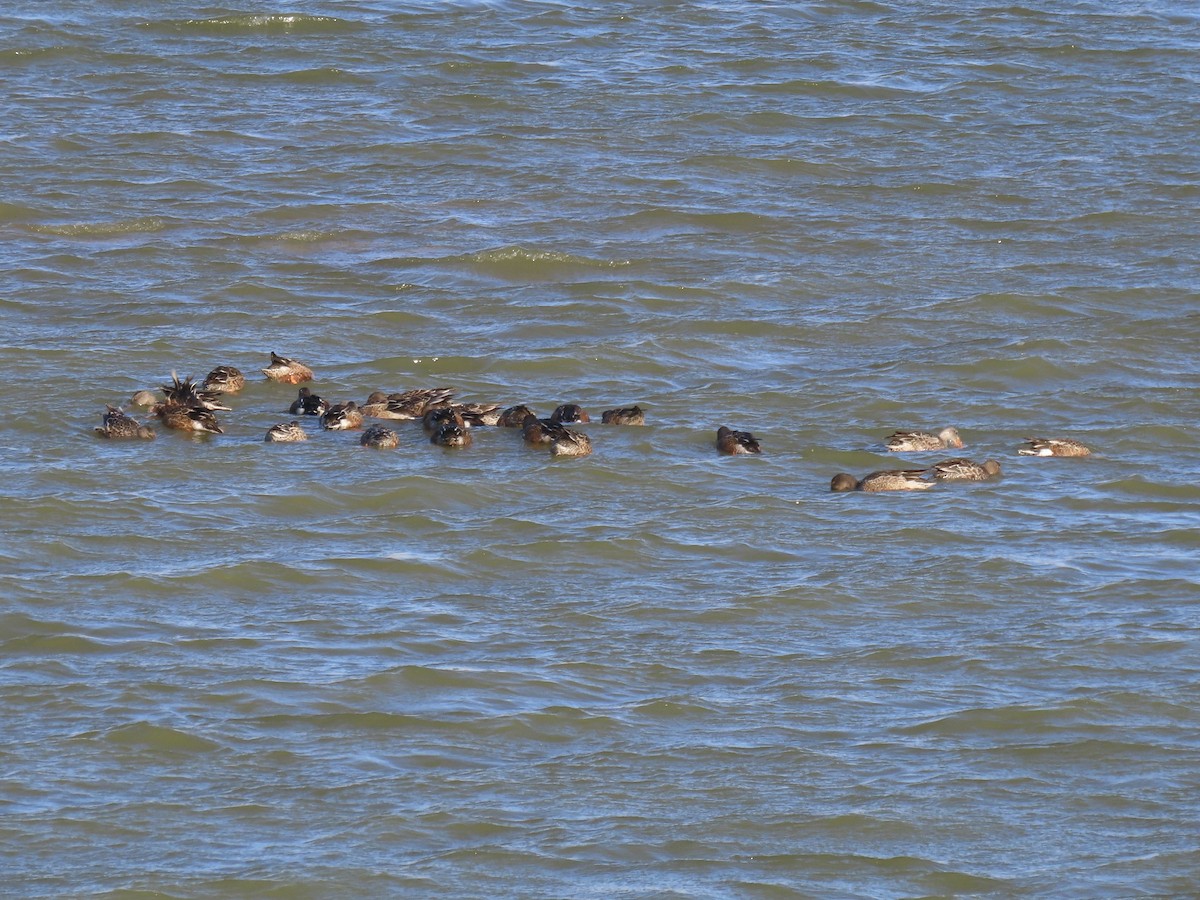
(2, 2, 1199, 896)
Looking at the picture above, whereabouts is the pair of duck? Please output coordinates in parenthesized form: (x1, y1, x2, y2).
(885, 426, 1089, 459)
(831, 458, 1003, 493)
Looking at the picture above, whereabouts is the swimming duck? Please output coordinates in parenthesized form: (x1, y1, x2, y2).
(497, 404, 537, 427)
(289, 387, 329, 416)
(130, 390, 158, 408)
(361, 388, 454, 420)
(601, 405, 645, 425)
(716, 426, 761, 455)
(550, 428, 592, 458)
(521, 414, 565, 446)
(550, 403, 590, 424)
(454, 402, 502, 427)
(264, 421, 308, 442)
(360, 391, 395, 419)
(320, 401, 364, 431)
(201, 365, 246, 394)
(261, 352, 313, 384)
(360, 424, 399, 449)
(431, 422, 472, 447)
(161, 372, 230, 411)
(95, 405, 155, 440)
(886, 426, 964, 452)
(153, 401, 223, 434)
(928, 458, 1002, 481)
(422, 405, 466, 432)
(831, 470, 934, 492)
(1018, 437, 1092, 457)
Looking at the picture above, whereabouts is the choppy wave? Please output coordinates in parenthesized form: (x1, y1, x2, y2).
(144, 14, 359, 34)
(24, 218, 167, 237)
(450, 246, 632, 279)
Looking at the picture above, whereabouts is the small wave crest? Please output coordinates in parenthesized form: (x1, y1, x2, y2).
(144, 14, 357, 34)
(26, 218, 166, 238)
(454, 245, 631, 280)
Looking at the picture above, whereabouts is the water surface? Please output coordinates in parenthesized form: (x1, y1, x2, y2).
(2, 1, 1199, 896)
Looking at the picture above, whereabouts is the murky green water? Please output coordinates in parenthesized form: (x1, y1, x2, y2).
(2, 2, 1199, 896)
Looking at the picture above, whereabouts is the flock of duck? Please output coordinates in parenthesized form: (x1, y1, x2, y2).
(829, 427, 1090, 493)
(94, 351, 1094, 489)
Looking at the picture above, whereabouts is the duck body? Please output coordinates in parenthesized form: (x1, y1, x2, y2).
(154, 402, 223, 434)
(831, 469, 933, 492)
(320, 401, 364, 431)
(431, 422, 472, 447)
(261, 352, 313, 384)
(521, 414, 565, 446)
(497, 404, 537, 427)
(455, 402, 502, 427)
(550, 403, 590, 424)
(290, 387, 329, 416)
(550, 428, 592, 457)
(364, 388, 455, 420)
(422, 405, 466, 433)
(928, 457, 1002, 481)
(886, 427, 963, 452)
(716, 426, 761, 455)
(1018, 438, 1091, 457)
(601, 405, 645, 425)
(264, 421, 308, 442)
(860, 470, 934, 491)
(95, 405, 155, 440)
(202, 365, 245, 394)
(360, 424, 399, 449)
(360, 391, 396, 419)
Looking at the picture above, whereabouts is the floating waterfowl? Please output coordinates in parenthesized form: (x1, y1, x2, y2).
(550, 428, 592, 457)
(320, 401, 364, 431)
(601, 405, 645, 425)
(454, 402, 502, 427)
(521, 414, 563, 446)
(130, 390, 158, 408)
(422, 405, 465, 432)
(153, 402, 223, 434)
(360, 424, 399, 449)
(431, 422, 471, 447)
(831, 470, 933, 492)
(497, 404, 537, 427)
(201, 365, 245, 394)
(264, 421, 308, 443)
(95, 405, 155, 440)
(886, 427, 963, 452)
(1018, 437, 1091, 457)
(549, 403, 590, 424)
(360, 391, 395, 419)
(928, 458, 1002, 481)
(261, 352, 313, 384)
(716, 426, 761, 455)
(290, 387, 329, 416)
(361, 388, 454, 420)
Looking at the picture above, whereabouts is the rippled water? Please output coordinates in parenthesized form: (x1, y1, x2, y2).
(3, 2, 1199, 896)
